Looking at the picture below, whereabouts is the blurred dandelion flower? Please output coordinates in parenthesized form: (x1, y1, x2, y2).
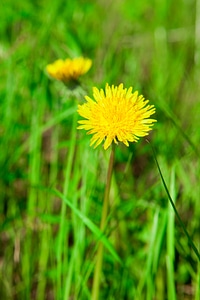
(46, 57, 92, 83)
(78, 83, 157, 150)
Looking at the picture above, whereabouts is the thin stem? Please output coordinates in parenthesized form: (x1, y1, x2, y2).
(91, 146, 115, 300)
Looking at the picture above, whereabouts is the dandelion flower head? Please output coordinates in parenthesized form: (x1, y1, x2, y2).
(78, 83, 157, 150)
(46, 57, 92, 83)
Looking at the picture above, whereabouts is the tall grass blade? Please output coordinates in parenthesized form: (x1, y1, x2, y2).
(148, 141, 200, 261)
(166, 166, 176, 300)
(56, 109, 77, 298)
(54, 189, 122, 264)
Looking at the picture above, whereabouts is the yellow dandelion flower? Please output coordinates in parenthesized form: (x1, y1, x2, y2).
(46, 57, 92, 83)
(77, 83, 157, 150)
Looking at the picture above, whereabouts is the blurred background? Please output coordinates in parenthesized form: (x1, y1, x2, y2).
(0, 0, 199, 299)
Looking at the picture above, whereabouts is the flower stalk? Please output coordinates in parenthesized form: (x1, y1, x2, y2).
(91, 145, 115, 300)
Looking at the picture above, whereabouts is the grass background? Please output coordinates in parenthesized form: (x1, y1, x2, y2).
(0, 0, 199, 299)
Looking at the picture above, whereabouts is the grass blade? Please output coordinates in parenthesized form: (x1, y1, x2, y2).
(148, 141, 200, 261)
(53, 189, 122, 264)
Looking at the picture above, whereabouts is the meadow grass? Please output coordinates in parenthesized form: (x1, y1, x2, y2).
(0, 0, 200, 299)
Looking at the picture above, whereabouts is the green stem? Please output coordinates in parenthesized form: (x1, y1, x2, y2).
(91, 146, 115, 300)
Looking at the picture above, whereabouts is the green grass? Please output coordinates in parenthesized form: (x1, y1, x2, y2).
(0, 0, 200, 299)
